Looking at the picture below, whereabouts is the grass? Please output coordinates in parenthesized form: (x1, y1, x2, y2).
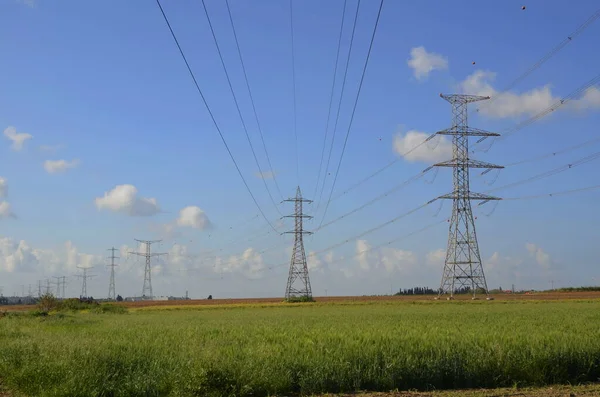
(0, 300, 599, 396)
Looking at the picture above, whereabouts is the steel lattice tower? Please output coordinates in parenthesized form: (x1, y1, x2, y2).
(129, 239, 167, 300)
(284, 186, 313, 300)
(76, 266, 96, 298)
(107, 247, 119, 300)
(433, 94, 503, 299)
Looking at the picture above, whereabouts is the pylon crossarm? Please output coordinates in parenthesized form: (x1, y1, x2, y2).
(433, 159, 504, 169)
(436, 127, 500, 137)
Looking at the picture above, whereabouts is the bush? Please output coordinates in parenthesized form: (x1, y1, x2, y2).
(59, 298, 98, 312)
(37, 294, 59, 313)
(285, 295, 315, 303)
(90, 304, 128, 314)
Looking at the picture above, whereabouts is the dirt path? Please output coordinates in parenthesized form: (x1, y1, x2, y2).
(324, 384, 600, 396)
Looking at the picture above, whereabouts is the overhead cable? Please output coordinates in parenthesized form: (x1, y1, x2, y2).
(318, 0, 385, 228)
(225, 0, 284, 200)
(201, 0, 283, 216)
(155, 0, 279, 233)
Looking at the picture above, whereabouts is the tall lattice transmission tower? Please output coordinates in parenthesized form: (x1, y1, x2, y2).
(284, 186, 313, 300)
(433, 94, 503, 300)
(129, 239, 167, 300)
(107, 247, 119, 300)
(76, 266, 96, 298)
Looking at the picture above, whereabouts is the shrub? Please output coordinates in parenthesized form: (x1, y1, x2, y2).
(285, 295, 315, 303)
(37, 294, 59, 313)
(90, 304, 128, 314)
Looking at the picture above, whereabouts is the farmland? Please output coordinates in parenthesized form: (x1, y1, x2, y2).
(1, 295, 600, 396)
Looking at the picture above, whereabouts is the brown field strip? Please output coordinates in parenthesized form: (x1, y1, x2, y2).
(2, 291, 600, 312)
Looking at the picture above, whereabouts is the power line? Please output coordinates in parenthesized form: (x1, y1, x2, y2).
(500, 184, 600, 201)
(323, 15, 600, 202)
(312, 0, 349, 203)
(290, 0, 299, 184)
(314, 0, 362, 216)
(324, 219, 447, 267)
(253, 208, 444, 278)
(481, 136, 600, 176)
(315, 167, 430, 232)
(155, 0, 279, 233)
(201, 0, 282, 216)
(475, 73, 600, 151)
(485, 151, 600, 194)
(314, 198, 435, 256)
(225, 0, 284, 200)
(474, 8, 600, 115)
(318, 0, 385, 229)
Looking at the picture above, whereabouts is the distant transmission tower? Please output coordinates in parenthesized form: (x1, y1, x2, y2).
(107, 247, 119, 300)
(129, 240, 167, 300)
(76, 266, 96, 298)
(284, 186, 313, 300)
(433, 94, 503, 300)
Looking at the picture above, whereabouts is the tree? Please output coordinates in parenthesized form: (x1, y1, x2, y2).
(207, 295, 213, 300)
(116, 295, 123, 302)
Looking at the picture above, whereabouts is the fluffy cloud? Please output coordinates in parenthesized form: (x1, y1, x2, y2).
(0, 178, 15, 219)
(255, 170, 276, 180)
(348, 240, 418, 275)
(43, 159, 80, 174)
(0, 177, 7, 198)
(459, 70, 600, 118)
(426, 248, 446, 266)
(94, 184, 161, 216)
(176, 206, 211, 230)
(525, 242, 551, 268)
(3, 126, 32, 151)
(407, 46, 448, 80)
(0, 238, 101, 274)
(214, 248, 267, 278)
(393, 130, 452, 163)
(0, 202, 16, 219)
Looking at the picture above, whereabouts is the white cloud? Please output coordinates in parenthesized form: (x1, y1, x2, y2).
(176, 206, 211, 230)
(255, 170, 276, 180)
(0, 177, 7, 198)
(3, 126, 32, 151)
(393, 130, 452, 163)
(0, 201, 16, 219)
(43, 159, 80, 174)
(214, 248, 266, 278)
(426, 248, 446, 266)
(459, 70, 600, 118)
(94, 184, 161, 216)
(307, 251, 323, 272)
(0, 238, 100, 275)
(525, 242, 551, 268)
(356, 240, 371, 271)
(407, 46, 448, 80)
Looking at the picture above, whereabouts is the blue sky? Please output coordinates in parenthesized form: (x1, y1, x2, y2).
(0, 0, 599, 298)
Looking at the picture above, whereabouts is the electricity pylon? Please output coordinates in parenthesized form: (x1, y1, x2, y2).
(107, 247, 119, 300)
(283, 186, 313, 300)
(433, 94, 503, 300)
(129, 240, 167, 300)
(76, 266, 96, 298)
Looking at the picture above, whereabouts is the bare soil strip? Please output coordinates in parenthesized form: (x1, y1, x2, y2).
(2, 291, 600, 312)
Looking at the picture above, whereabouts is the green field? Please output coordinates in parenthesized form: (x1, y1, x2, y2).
(1, 300, 600, 396)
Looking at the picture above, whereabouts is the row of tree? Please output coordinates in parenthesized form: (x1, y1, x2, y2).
(395, 286, 483, 295)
